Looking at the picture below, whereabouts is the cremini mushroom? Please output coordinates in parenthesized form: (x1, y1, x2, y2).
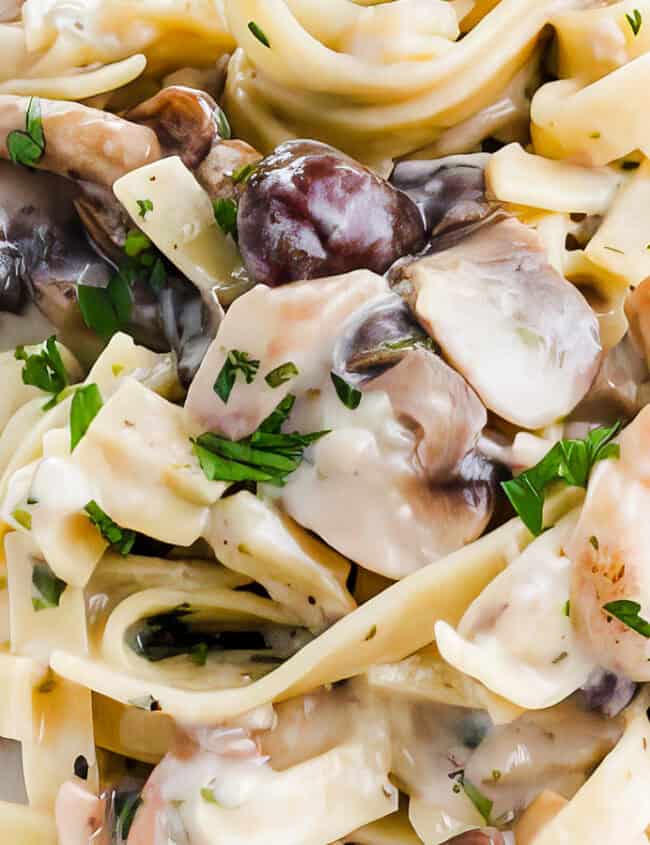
(0, 95, 161, 186)
(393, 216, 602, 429)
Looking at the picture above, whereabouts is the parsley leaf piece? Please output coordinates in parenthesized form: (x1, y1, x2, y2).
(84, 500, 136, 556)
(501, 422, 621, 536)
(70, 383, 103, 451)
(214, 106, 232, 140)
(15, 335, 68, 409)
(232, 162, 257, 184)
(248, 20, 270, 47)
(25, 97, 44, 149)
(331, 372, 362, 410)
(213, 197, 238, 238)
(190, 642, 209, 666)
(7, 97, 45, 168)
(213, 350, 260, 403)
(197, 433, 299, 472)
(148, 257, 167, 292)
(265, 362, 299, 388)
(462, 778, 493, 824)
(115, 793, 143, 841)
(200, 787, 220, 804)
(31, 563, 67, 612)
(136, 198, 154, 219)
(7, 131, 43, 168)
(249, 429, 330, 454)
(192, 442, 275, 483)
(78, 268, 134, 340)
(626, 9, 642, 36)
(12, 509, 32, 530)
(603, 600, 650, 637)
(124, 228, 152, 257)
(259, 394, 295, 434)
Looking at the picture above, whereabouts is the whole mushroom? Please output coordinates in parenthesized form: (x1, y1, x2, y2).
(237, 140, 426, 286)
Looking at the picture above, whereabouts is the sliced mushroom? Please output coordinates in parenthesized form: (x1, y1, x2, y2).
(332, 293, 432, 380)
(281, 348, 495, 579)
(564, 333, 649, 439)
(390, 154, 496, 242)
(126, 86, 219, 171)
(0, 95, 161, 186)
(393, 217, 602, 429)
(580, 667, 637, 718)
(195, 139, 263, 202)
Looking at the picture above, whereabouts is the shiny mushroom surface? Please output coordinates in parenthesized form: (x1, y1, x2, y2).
(393, 216, 602, 430)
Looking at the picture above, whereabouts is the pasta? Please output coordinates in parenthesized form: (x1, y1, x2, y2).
(1, 1, 650, 843)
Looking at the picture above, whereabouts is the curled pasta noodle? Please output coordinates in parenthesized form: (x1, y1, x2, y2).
(223, 0, 563, 163)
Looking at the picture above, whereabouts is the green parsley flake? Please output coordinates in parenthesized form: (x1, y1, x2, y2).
(626, 9, 642, 36)
(78, 268, 134, 340)
(12, 509, 32, 530)
(31, 563, 67, 612)
(331, 372, 362, 410)
(603, 599, 650, 638)
(136, 199, 154, 219)
(213, 197, 238, 239)
(231, 162, 257, 184)
(15, 335, 68, 410)
(265, 362, 299, 388)
(70, 383, 103, 451)
(501, 422, 621, 536)
(191, 642, 209, 666)
(248, 20, 270, 47)
(200, 787, 220, 804)
(7, 97, 45, 168)
(214, 106, 232, 140)
(460, 777, 492, 824)
(124, 228, 153, 257)
(84, 500, 136, 556)
(194, 395, 329, 487)
(214, 350, 260, 403)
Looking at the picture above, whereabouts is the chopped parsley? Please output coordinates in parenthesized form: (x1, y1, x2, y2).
(84, 500, 136, 556)
(7, 97, 45, 168)
(213, 197, 238, 239)
(114, 792, 143, 841)
(214, 350, 260, 403)
(214, 106, 232, 140)
(15, 336, 68, 410)
(32, 563, 67, 612)
(191, 642, 209, 666)
(136, 199, 153, 219)
(265, 362, 299, 388)
(589, 535, 599, 550)
(12, 509, 32, 530)
(603, 600, 650, 638)
(626, 9, 642, 36)
(331, 372, 362, 410)
(564, 599, 571, 617)
(231, 162, 257, 184)
(501, 422, 621, 536)
(78, 269, 133, 340)
(200, 786, 220, 805)
(194, 394, 329, 486)
(124, 228, 152, 257)
(69, 383, 103, 451)
(451, 773, 492, 824)
(248, 20, 270, 47)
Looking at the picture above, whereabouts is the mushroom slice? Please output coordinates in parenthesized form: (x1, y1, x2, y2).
(0, 95, 161, 186)
(279, 349, 495, 579)
(390, 153, 494, 239)
(395, 217, 602, 429)
(126, 85, 219, 171)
